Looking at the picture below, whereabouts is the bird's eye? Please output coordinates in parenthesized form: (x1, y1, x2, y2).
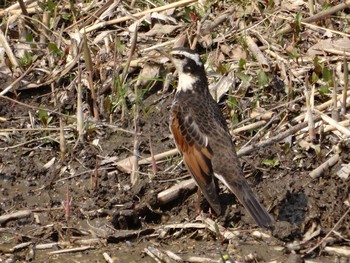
(173, 54, 185, 60)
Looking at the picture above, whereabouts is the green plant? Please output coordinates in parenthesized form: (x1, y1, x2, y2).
(293, 12, 303, 43)
(38, 0, 56, 13)
(226, 96, 240, 125)
(311, 56, 333, 96)
(38, 109, 53, 127)
(19, 51, 35, 68)
(182, 6, 201, 22)
(238, 58, 246, 72)
(47, 43, 65, 58)
(262, 158, 280, 167)
(109, 75, 128, 115)
(216, 63, 231, 75)
(257, 69, 270, 89)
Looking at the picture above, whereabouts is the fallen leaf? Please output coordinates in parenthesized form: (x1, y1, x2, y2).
(307, 37, 350, 57)
(145, 23, 182, 36)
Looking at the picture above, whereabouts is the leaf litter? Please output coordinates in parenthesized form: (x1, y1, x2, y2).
(0, 0, 350, 262)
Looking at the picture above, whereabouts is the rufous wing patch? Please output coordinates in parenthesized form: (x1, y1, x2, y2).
(170, 105, 221, 214)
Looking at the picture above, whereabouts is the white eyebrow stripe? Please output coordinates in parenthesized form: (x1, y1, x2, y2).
(170, 50, 202, 66)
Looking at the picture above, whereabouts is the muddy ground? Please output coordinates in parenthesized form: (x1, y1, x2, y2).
(1, 81, 350, 263)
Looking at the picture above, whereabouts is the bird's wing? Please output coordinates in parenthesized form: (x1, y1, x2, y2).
(170, 105, 221, 214)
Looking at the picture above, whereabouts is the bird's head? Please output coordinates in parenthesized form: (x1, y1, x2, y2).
(159, 47, 207, 93)
(169, 47, 204, 75)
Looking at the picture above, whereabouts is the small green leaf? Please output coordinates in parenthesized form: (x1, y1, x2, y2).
(115, 37, 125, 53)
(311, 72, 319, 85)
(217, 63, 230, 74)
(48, 43, 59, 52)
(236, 72, 252, 82)
(257, 70, 269, 88)
(313, 56, 322, 75)
(319, 85, 330, 95)
(47, 0, 56, 12)
(48, 43, 64, 57)
(238, 58, 246, 71)
(18, 51, 34, 67)
(322, 66, 332, 82)
(262, 158, 280, 167)
(26, 33, 34, 42)
(62, 12, 72, 21)
(295, 13, 302, 31)
(38, 109, 52, 126)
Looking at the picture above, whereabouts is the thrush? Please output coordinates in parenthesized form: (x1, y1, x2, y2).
(166, 47, 274, 229)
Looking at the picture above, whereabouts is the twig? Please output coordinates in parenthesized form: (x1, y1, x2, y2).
(144, 246, 174, 263)
(293, 89, 350, 123)
(0, 210, 32, 224)
(309, 153, 340, 179)
(83, 35, 99, 121)
(306, 206, 350, 254)
(48, 246, 92, 255)
(240, 21, 270, 71)
(331, 68, 339, 121)
(314, 109, 350, 137)
(143, 247, 162, 263)
(237, 118, 321, 157)
(0, 95, 138, 135)
(0, 127, 64, 132)
(308, 0, 314, 16)
(121, 25, 137, 84)
(162, 222, 206, 230)
(232, 120, 266, 135)
(182, 256, 217, 263)
(324, 119, 349, 133)
(277, 1, 350, 35)
(0, 135, 56, 150)
(76, 63, 84, 143)
(149, 138, 157, 173)
(0, 63, 35, 96)
(18, 0, 37, 32)
(304, 79, 316, 141)
(157, 179, 196, 205)
(115, 149, 178, 173)
(0, 29, 21, 72)
(59, 116, 66, 160)
(318, 48, 350, 57)
(130, 139, 140, 186)
(164, 250, 183, 262)
(130, 27, 140, 186)
(103, 252, 114, 263)
(202, 217, 240, 240)
(324, 246, 350, 257)
(200, 6, 236, 35)
(241, 111, 283, 149)
(80, 0, 197, 33)
(342, 57, 349, 114)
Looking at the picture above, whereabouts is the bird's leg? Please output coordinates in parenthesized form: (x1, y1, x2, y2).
(195, 188, 202, 215)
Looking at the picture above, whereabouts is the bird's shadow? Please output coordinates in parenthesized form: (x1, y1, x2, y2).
(277, 191, 308, 225)
(218, 191, 308, 227)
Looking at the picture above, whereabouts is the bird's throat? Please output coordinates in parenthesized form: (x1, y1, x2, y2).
(177, 73, 198, 93)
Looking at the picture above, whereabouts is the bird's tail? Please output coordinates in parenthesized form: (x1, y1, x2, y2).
(239, 186, 274, 229)
(215, 173, 274, 229)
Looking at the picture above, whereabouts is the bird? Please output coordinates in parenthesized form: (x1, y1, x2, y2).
(165, 47, 274, 229)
